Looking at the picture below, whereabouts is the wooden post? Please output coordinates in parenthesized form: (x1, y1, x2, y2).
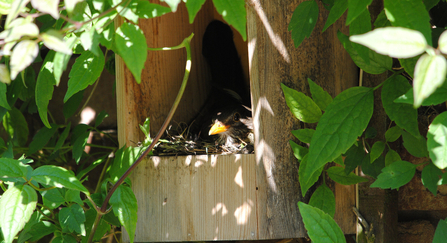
(247, 0, 358, 238)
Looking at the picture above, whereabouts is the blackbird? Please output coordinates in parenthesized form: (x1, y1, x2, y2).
(192, 20, 253, 148)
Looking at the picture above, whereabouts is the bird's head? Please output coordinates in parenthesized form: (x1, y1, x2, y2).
(208, 104, 253, 145)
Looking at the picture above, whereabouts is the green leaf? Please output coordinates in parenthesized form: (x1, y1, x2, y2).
(373, 9, 391, 28)
(385, 126, 402, 142)
(184, 0, 205, 23)
(288, 0, 319, 48)
(83, 208, 111, 243)
(291, 128, 315, 143)
(344, 143, 366, 173)
(433, 218, 447, 243)
(72, 130, 90, 164)
(346, 0, 372, 25)
(290, 140, 308, 161)
(19, 214, 57, 242)
(27, 125, 58, 155)
(59, 204, 86, 235)
(3, 107, 29, 146)
(427, 111, 447, 169)
(212, 0, 247, 41)
(402, 130, 428, 158)
(281, 83, 322, 123)
(31, 165, 89, 194)
(10, 40, 39, 80)
(413, 53, 447, 108)
(95, 110, 108, 127)
(384, 0, 432, 46)
(399, 55, 419, 78)
(52, 235, 78, 243)
(0, 158, 29, 179)
(115, 22, 147, 84)
(64, 51, 105, 102)
(306, 87, 374, 183)
(395, 83, 447, 107)
(307, 78, 332, 111)
(162, 0, 181, 12)
(370, 160, 417, 189)
(299, 155, 323, 196)
(421, 162, 442, 196)
(350, 27, 427, 59)
(382, 75, 420, 137)
(327, 166, 368, 185)
(108, 146, 142, 183)
(338, 31, 392, 74)
(110, 185, 138, 243)
(0, 185, 37, 243)
(385, 149, 401, 166)
(308, 184, 335, 218)
(137, 1, 171, 19)
(298, 202, 346, 243)
(349, 8, 372, 64)
(322, 0, 347, 32)
(53, 123, 71, 154)
(0, 82, 10, 110)
(424, 0, 440, 10)
(41, 188, 65, 210)
(65, 190, 83, 206)
(63, 90, 84, 119)
(36, 51, 56, 128)
(370, 141, 385, 163)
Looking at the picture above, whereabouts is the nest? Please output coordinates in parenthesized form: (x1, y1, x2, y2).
(152, 121, 254, 156)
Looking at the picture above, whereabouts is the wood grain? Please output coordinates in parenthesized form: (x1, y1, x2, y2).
(247, 0, 358, 238)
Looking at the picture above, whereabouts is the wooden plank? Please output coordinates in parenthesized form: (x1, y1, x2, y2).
(124, 154, 258, 242)
(116, 1, 215, 146)
(246, 0, 358, 238)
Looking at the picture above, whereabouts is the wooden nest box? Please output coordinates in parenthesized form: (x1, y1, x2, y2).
(116, 1, 358, 242)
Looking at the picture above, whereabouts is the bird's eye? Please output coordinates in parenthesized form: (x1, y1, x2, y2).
(233, 112, 241, 122)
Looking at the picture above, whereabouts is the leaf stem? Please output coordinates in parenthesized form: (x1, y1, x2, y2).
(99, 33, 194, 213)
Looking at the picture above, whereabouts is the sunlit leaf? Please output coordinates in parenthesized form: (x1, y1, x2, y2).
(0, 185, 37, 243)
(290, 140, 308, 161)
(281, 83, 322, 123)
(115, 23, 147, 84)
(307, 78, 332, 111)
(439, 30, 447, 55)
(162, 0, 181, 12)
(427, 111, 447, 169)
(41, 29, 72, 55)
(305, 87, 373, 183)
(413, 53, 447, 108)
(384, 0, 432, 45)
(31, 0, 60, 19)
(10, 40, 39, 80)
(59, 204, 86, 235)
(0, 65, 11, 85)
(212, 0, 246, 41)
(350, 27, 427, 59)
(298, 202, 346, 243)
(5, 0, 29, 28)
(110, 185, 138, 243)
(184, 0, 205, 23)
(31, 165, 89, 193)
(0, 0, 13, 15)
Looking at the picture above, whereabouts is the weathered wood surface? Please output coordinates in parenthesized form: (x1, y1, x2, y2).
(128, 154, 257, 242)
(247, 0, 358, 238)
(117, 0, 360, 241)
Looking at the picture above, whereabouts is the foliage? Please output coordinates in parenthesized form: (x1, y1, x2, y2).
(0, 0, 246, 243)
(287, 0, 447, 241)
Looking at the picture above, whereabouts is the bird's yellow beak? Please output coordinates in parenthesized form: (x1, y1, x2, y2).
(209, 122, 230, 135)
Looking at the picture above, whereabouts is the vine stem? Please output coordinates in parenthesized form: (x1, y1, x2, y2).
(87, 33, 194, 243)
